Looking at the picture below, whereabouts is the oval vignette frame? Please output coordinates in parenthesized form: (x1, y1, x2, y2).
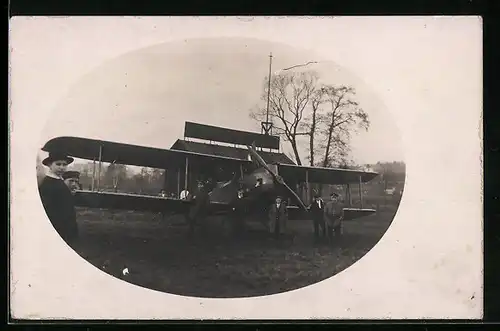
(36, 37, 406, 299)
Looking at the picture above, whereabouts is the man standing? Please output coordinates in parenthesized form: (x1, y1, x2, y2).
(230, 187, 247, 235)
(324, 192, 344, 242)
(268, 195, 288, 239)
(180, 188, 190, 200)
(187, 181, 210, 237)
(309, 193, 325, 242)
(62, 170, 80, 195)
(38, 152, 79, 246)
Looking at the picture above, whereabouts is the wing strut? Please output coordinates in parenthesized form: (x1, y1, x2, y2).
(305, 169, 310, 205)
(177, 168, 181, 197)
(162, 168, 168, 193)
(91, 158, 96, 191)
(359, 175, 363, 208)
(347, 183, 352, 207)
(184, 156, 189, 191)
(97, 145, 103, 190)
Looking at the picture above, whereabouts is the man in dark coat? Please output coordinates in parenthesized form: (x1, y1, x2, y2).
(308, 192, 326, 242)
(229, 186, 247, 235)
(38, 152, 79, 246)
(324, 192, 344, 242)
(268, 195, 288, 239)
(187, 181, 210, 237)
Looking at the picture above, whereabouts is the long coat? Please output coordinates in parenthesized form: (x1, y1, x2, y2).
(38, 176, 79, 244)
(309, 198, 325, 222)
(268, 202, 288, 234)
(324, 200, 344, 228)
(188, 188, 210, 222)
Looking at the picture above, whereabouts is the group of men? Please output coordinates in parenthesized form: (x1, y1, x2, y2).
(38, 152, 81, 246)
(266, 192, 344, 243)
(309, 192, 344, 243)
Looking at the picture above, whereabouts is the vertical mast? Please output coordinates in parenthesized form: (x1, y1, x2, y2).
(266, 52, 272, 128)
(261, 52, 274, 140)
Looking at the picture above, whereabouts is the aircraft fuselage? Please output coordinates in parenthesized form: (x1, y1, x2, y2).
(208, 166, 280, 207)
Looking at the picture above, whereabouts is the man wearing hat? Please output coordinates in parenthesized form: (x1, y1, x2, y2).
(62, 170, 80, 195)
(267, 195, 288, 239)
(324, 192, 344, 242)
(187, 180, 210, 237)
(38, 152, 79, 245)
(226, 185, 247, 236)
(308, 191, 326, 242)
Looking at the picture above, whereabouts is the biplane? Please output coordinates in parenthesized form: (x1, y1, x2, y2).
(40, 122, 379, 231)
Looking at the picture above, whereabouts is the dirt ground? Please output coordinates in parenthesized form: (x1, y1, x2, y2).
(70, 208, 395, 298)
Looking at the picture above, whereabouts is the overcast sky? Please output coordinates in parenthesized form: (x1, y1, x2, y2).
(39, 37, 404, 166)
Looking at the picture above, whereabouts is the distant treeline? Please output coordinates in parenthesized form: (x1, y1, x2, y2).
(369, 161, 406, 183)
(68, 162, 166, 195)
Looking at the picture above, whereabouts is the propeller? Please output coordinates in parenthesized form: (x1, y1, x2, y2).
(246, 143, 308, 212)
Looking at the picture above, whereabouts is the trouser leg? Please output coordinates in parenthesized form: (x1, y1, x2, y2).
(268, 219, 275, 235)
(326, 224, 333, 242)
(275, 220, 280, 239)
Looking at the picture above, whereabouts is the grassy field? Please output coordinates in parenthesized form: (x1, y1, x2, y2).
(71, 208, 396, 298)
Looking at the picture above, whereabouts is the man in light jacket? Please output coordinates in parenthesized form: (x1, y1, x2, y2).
(324, 192, 344, 242)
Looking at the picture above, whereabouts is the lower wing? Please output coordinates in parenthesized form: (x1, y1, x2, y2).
(73, 190, 232, 215)
(73, 191, 375, 220)
(286, 205, 376, 221)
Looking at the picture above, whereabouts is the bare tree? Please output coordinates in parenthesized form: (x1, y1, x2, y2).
(250, 70, 319, 165)
(299, 88, 325, 166)
(317, 86, 370, 168)
(250, 71, 370, 171)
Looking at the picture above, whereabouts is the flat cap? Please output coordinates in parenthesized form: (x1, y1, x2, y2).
(62, 171, 80, 180)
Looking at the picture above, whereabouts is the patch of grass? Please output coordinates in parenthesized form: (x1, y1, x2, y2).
(71, 208, 396, 298)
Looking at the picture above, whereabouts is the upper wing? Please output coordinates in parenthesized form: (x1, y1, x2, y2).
(74, 190, 233, 214)
(42, 136, 252, 171)
(277, 163, 378, 185)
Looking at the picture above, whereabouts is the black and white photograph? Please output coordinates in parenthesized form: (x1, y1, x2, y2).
(10, 17, 482, 319)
